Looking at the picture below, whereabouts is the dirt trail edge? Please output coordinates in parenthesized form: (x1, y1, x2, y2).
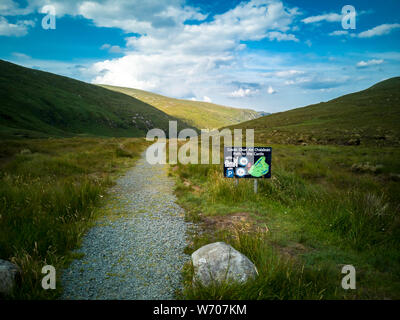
(61, 143, 190, 299)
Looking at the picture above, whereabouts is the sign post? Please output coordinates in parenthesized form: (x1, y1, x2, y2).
(224, 146, 272, 193)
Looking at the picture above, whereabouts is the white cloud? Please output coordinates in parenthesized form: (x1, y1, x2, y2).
(267, 86, 277, 94)
(90, 52, 233, 97)
(109, 45, 122, 53)
(123, 0, 300, 56)
(190, 96, 214, 102)
(2, 0, 301, 100)
(0, 0, 35, 15)
(266, 31, 298, 42)
(302, 9, 373, 26)
(100, 44, 122, 53)
(263, 69, 305, 82)
(4, 56, 100, 83)
(6, 0, 393, 113)
(88, 0, 300, 98)
(328, 24, 400, 38)
(0, 16, 34, 37)
(356, 59, 384, 68)
(8, 0, 370, 111)
(358, 23, 400, 38)
(302, 13, 342, 24)
(230, 88, 259, 98)
(329, 30, 349, 36)
(2, 0, 207, 33)
(0, 0, 19, 13)
(274, 69, 304, 77)
(369, 51, 400, 61)
(75, 0, 206, 34)
(283, 74, 351, 90)
(100, 44, 111, 50)
(11, 52, 31, 59)
(1, 0, 84, 17)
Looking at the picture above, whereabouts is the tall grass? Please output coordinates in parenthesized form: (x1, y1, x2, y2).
(0, 138, 148, 299)
(181, 230, 340, 300)
(193, 152, 399, 250)
(174, 144, 400, 299)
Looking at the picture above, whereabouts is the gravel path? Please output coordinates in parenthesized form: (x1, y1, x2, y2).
(61, 143, 189, 299)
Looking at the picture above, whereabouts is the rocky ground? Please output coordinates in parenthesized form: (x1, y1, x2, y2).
(61, 144, 190, 299)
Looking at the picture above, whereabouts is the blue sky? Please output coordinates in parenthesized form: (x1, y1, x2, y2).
(1, 0, 399, 113)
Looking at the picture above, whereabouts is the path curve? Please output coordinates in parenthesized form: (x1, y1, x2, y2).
(61, 143, 189, 299)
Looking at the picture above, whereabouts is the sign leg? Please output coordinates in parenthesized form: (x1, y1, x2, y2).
(254, 179, 258, 193)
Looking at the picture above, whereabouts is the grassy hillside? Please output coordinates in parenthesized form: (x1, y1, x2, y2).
(100, 85, 260, 130)
(0, 60, 191, 139)
(228, 77, 400, 146)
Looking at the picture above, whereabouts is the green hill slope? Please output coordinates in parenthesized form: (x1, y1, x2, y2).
(228, 77, 400, 146)
(0, 60, 191, 139)
(100, 85, 260, 130)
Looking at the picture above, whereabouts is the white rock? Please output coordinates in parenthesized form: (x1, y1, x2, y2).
(0, 259, 20, 296)
(191, 242, 258, 286)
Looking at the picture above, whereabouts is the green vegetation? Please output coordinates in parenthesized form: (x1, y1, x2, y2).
(0, 137, 149, 299)
(180, 231, 339, 299)
(1, 60, 399, 300)
(172, 144, 400, 299)
(101, 85, 260, 130)
(228, 77, 400, 146)
(0, 60, 191, 139)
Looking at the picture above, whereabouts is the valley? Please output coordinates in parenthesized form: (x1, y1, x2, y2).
(0, 61, 399, 300)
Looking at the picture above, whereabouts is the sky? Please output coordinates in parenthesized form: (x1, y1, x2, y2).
(0, 0, 400, 113)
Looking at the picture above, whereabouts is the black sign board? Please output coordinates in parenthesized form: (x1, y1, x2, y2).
(224, 147, 272, 178)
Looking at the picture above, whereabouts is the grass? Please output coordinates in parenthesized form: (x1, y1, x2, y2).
(1, 64, 399, 300)
(0, 137, 149, 299)
(227, 77, 400, 146)
(172, 143, 400, 299)
(0, 60, 191, 139)
(100, 85, 260, 130)
(180, 231, 339, 300)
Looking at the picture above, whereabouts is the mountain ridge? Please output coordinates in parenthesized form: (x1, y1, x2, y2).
(0, 60, 193, 139)
(227, 77, 400, 146)
(99, 84, 261, 130)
